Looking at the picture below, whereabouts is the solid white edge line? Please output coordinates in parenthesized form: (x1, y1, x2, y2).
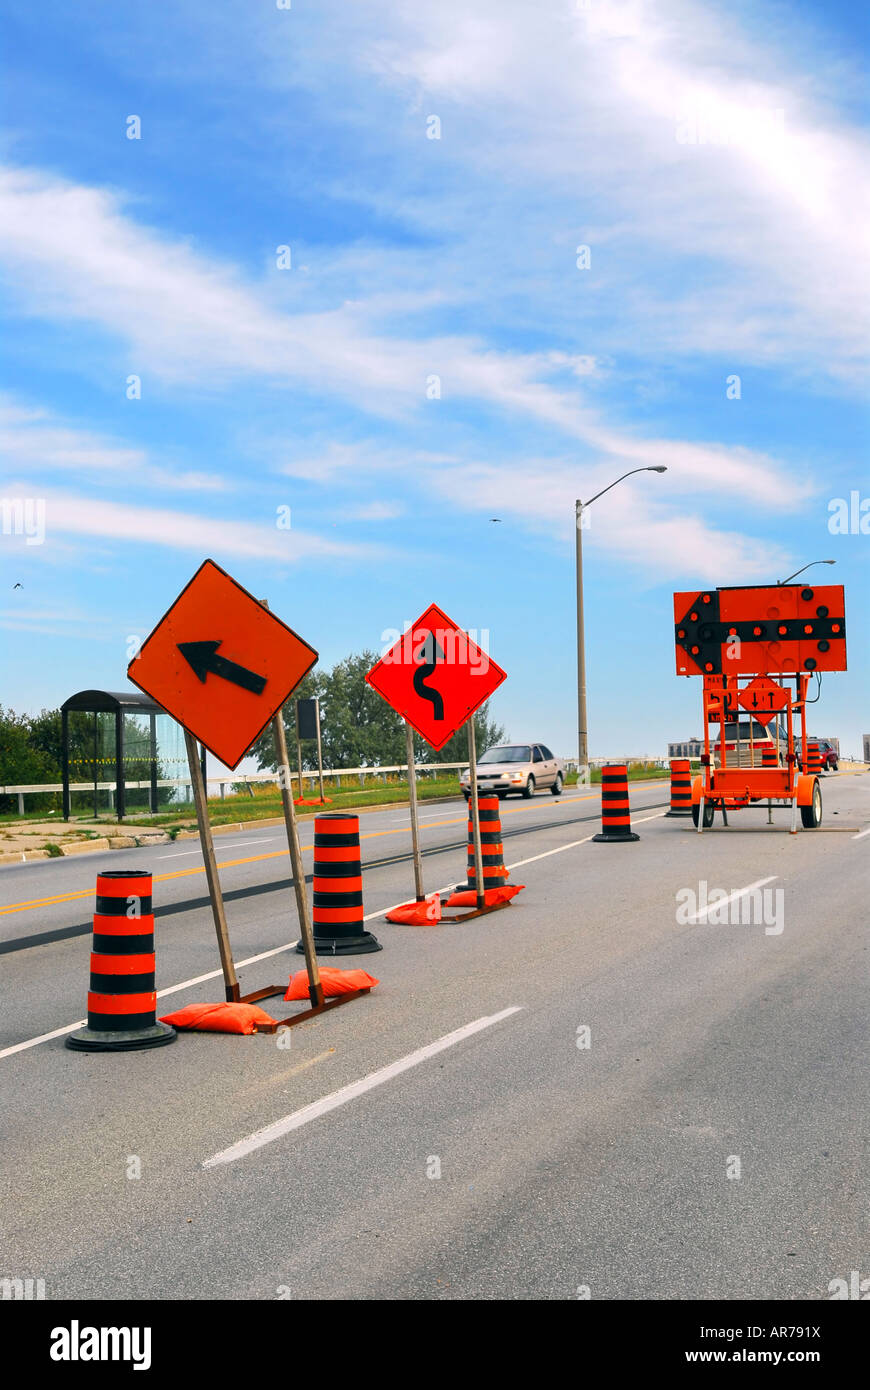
(202, 1006, 524, 1167)
(506, 836, 594, 869)
(687, 875, 778, 924)
(504, 811, 666, 871)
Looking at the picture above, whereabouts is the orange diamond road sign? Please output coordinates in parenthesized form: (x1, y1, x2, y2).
(365, 602, 506, 751)
(737, 675, 789, 726)
(127, 559, 318, 769)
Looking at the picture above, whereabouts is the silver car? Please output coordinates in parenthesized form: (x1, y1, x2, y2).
(460, 742, 565, 800)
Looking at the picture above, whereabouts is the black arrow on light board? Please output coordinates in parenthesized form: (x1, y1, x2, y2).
(413, 632, 446, 721)
(177, 641, 267, 695)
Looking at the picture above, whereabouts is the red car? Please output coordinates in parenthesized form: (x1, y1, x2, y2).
(795, 738, 838, 772)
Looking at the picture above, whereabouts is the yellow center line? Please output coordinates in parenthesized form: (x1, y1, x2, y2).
(0, 792, 600, 918)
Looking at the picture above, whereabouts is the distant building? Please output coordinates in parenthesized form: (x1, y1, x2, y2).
(668, 738, 704, 760)
(863, 734, 870, 764)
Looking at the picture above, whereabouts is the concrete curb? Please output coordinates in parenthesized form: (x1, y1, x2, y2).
(61, 838, 112, 856)
(0, 849, 53, 865)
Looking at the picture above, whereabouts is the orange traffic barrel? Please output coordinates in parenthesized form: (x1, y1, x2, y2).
(805, 740, 823, 775)
(458, 795, 511, 892)
(66, 870, 176, 1051)
(592, 764, 639, 842)
(761, 744, 778, 768)
(297, 812, 381, 956)
(665, 759, 693, 817)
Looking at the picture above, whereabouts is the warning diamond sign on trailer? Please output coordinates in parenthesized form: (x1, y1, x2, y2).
(737, 675, 789, 726)
(127, 559, 318, 769)
(365, 603, 506, 750)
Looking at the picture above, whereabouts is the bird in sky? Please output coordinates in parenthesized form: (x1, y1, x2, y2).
(489, 518, 502, 523)
(13, 582, 22, 589)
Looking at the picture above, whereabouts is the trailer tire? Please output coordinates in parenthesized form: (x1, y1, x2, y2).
(691, 800, 715, 828)
(800, 779, 822, 829)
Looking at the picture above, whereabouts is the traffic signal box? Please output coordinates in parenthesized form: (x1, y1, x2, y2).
(672, 584, 847, 829)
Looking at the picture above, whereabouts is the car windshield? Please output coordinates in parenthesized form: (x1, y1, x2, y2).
(479, 745, 531, 764)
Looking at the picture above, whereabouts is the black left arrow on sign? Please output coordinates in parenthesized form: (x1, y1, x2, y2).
(177, 641, 267, 695)
(413, 631, 446, 720)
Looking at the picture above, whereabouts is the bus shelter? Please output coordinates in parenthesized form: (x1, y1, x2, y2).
(60, 690, 190, 821)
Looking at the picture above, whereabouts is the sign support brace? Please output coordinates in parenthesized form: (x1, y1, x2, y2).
(271, 703, 324, 1009)
(184, 728, 239, 1002)
(467, 716, 485, 909)
(405, 719, 425, 902)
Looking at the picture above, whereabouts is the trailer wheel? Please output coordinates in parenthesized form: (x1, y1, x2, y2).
(691, 800, 715, 828)
(800, 780, 822, 829)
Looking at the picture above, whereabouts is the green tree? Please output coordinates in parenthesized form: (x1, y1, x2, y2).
(0, 707, 60, 813)
(251, 649, 506, 775)
(26, 707, 64, 767)
(319, 651, 406, 768)
(250, 669, 322, 772)
(418, 701, 506, 765)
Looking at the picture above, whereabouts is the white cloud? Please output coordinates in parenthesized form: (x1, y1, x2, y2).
(421, 455, 793, 581)
(0, 156, 832, 580)
(0, 484, 374, 564)
(349, 0, 870, 383)
(0, 397, 228, 493)
(345, 500, 405, 521)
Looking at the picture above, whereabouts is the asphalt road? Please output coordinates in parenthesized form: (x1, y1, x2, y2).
(1, 774, 867, 1300)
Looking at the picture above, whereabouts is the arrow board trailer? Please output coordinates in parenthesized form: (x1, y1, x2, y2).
(673, 583, 847, 834)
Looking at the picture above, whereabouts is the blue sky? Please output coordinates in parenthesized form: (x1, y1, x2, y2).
(2, 0, 868, 767)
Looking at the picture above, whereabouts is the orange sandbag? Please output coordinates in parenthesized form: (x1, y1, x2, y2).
(445, 884, 525, 908)
(284, 967, 379, 1001)
(158, 1001, 275, 1034)
(385, 893, 442, 925)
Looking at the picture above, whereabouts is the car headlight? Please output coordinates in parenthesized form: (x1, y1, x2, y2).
(511, 773, 524, 782)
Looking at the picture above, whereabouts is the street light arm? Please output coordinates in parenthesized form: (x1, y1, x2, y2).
(580, 466, 666, 510)
(777, 560, 836, 585)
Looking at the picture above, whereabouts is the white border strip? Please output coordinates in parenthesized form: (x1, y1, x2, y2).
(202, 1006, 524, 1167)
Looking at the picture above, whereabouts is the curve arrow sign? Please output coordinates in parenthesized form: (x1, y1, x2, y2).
(412, 631, 446, 721)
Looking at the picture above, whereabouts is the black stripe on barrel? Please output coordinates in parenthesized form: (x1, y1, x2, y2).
(66, 870, 175, 1052)
(298, 813, 381, 956)
(665, 758, 693, 817)
(462, 796, 511, 890)
(592, 765, 639, 843)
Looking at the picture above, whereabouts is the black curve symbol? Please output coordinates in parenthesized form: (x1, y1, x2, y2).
(413, 632, 445, 720)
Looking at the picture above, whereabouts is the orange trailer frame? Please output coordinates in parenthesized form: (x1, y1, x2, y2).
(673, 583, 846, 835)
(691, 671, 820, 834)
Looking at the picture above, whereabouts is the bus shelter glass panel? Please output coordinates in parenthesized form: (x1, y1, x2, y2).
(121, 712, 154, 814)
(156, 713, 189, 806)
(68, 710, 116, 818)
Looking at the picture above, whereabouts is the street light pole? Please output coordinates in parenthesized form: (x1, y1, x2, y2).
(576, 498, 588, 772)
(575, 466, 667, 779)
